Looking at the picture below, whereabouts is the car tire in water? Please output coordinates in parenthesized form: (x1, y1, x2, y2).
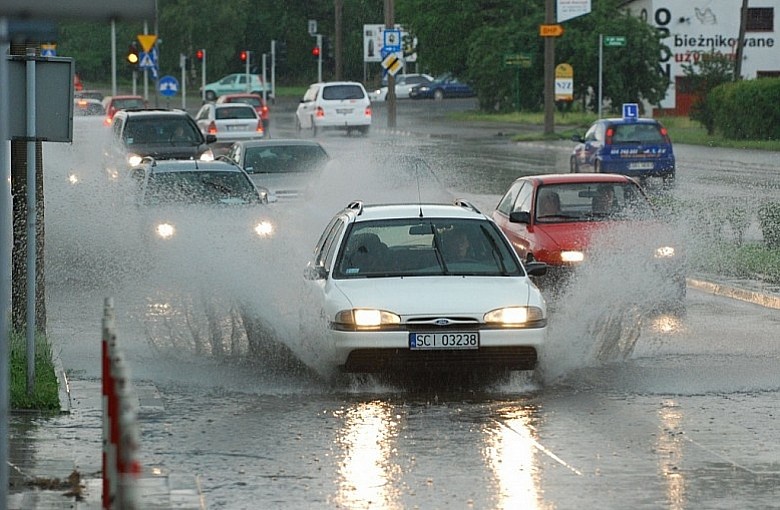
(358, 126, 370, 136)
(594, 160, 602, 173)
(205, 91, 217, 102)
(434, 89, 445, 101)
(311, 117, 317, 137)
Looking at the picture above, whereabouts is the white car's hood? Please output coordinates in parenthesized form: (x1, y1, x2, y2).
(331, 276, 537, 316)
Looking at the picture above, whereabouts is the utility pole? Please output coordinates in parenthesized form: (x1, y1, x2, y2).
(734, 0, 748, 80)
(385, 0, 396, 128)
(334, 0, 343, 80)
(543, 0, 555, 135)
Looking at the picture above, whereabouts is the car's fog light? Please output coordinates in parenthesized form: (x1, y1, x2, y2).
(155, 223, 176, 239)
(561, 251, 585, 263)
(655, 246, 675, 258)
(254, 221, 274, 237)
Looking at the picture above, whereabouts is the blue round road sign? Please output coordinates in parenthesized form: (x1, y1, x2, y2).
(158, 75, 179, 97)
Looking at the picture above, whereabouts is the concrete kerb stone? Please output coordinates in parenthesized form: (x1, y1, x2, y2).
(687, 277, 780, 310)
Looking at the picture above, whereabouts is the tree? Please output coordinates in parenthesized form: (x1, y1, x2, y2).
(680, 51, 735, 134)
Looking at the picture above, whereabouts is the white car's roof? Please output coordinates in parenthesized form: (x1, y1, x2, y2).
(353, 202, 487, 222)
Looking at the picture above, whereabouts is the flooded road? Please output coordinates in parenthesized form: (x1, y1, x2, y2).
(34, 101, 780, 508)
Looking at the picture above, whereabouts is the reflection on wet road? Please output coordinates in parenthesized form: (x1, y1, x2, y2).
(35, 104, 780, 509)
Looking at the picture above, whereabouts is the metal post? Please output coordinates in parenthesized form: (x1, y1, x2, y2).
(0, 18, 12, 509)
(598, 34, 603, 118)
(385, 0, 396, 129)
(201, 49, 206, 103)
(270, 40, 276, 103)
(132, 69, 137, 96)
(316, 34, 322, 82)
(180, 54, 186, 110)
(143, 21, 148, 102)
(543, 0, 555, 135)
(262, 53, 267, 104)
(25, 48, 36, 395)
(111, 20, 117, 96)
(245, 51, 251, 92)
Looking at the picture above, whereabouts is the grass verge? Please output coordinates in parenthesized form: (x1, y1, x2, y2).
(10, 331, 60, 411)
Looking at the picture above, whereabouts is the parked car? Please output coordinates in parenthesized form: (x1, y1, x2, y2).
(302, 199, 548, 378)
(491, 173, 686, 308)
(369, 73, 434, 101)
(409, 73, 475, 100)
(125, 158, 274, 249)
(223, 139, 330, 202)
(104, 109, 215, 179)
(570, 114, 676, 186)
(194, 103, 265, 153)
(102, 95, 147, 125)
(295, 81, 371, 136)
(200, 73, 270, 102)
(216, 93, 270, 131)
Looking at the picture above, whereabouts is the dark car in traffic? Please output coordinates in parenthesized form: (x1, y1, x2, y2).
(409, 73, 475, 100)
(570, 115, 676, 186)
(103, 109, 216, 180)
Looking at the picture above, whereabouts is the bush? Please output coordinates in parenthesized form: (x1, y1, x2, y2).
(10, 331, 60, 411)
(758, 201, 780, 249)
(710, 78, 780, 140)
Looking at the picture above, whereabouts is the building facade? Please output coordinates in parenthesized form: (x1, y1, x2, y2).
(621, 0, 779, 114)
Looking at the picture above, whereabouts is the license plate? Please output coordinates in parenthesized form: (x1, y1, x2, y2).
(226, 125, 246, 131)
(336, 108, 353, 115)
(628, 162, 654, 170)
(409, 332, 479, 350)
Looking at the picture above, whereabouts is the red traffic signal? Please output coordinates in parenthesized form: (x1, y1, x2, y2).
(195, 49, 204, 61)
(311, 46, 320, 57)
(240, 50, 248, 62)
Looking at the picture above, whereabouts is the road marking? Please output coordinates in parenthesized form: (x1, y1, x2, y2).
(491, 418, 583, 476)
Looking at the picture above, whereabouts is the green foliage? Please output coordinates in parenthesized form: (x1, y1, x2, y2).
(680, 51, 735, 135)
(709, 78, 780, 140)
(758, 201, 780, 249)
(10, 331, 60, 411)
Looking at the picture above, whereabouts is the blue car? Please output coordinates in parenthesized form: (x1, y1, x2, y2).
(570, 116, 676, 185)
(408, 73, 475, 100)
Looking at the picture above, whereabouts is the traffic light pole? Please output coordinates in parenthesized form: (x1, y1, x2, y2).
(317, 34, 322, 82)
(271, 40, 276, 103)
(201, 49, 206, 103)
(244, 50, 251, 93)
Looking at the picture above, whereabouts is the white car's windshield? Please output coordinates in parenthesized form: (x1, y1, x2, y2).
(335, 219, 523, 278)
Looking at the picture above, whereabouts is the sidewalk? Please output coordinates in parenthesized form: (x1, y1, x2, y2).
(8, 377, 205, 509)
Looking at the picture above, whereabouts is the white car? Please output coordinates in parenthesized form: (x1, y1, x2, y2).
(295, 81, 371, 136)
(195, 103, 265, 152)
(369, 73, 434, 101)
(303, 200, 549, 377)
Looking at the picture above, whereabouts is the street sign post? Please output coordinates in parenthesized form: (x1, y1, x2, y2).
(539, 24, 564, 37)
(603, 35, 627, 47)
(158, 75, 179, 97)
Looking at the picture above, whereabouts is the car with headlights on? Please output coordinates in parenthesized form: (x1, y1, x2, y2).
(369, 73, 434, 101)
(103, 109, 216, 181)
(303, 199, 548, 378)
(223, 139, 329, 202)
(126, 158, 274, 250)
(491, 173, 686, 307)
(195, 103, 265, 153)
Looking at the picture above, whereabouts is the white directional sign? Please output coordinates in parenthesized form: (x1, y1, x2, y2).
(158, 75, 179, 97)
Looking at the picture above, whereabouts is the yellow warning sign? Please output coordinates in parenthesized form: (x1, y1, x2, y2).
(137, 34, 158, 53)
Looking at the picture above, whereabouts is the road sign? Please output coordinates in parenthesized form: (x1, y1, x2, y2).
(503, 53, 532, 68)
(555, 63, 574, 102)
(383, 29, 402, 52)
(138, 51, 155, 69)
(137, 34, 157, 53)
(539, 24, 564, 37)
(308, 20, 317, 36)
(622, 103, 639, 120)
(604, 36, 626, 47)
(158, 75, 179, 97)
(41, 43, 56, 57)
(381, 52, 403, 76)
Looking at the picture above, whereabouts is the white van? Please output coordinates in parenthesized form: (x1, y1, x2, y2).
(295, 81, 372, 136)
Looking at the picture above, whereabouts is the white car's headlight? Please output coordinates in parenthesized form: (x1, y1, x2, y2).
(155, 222, 176, 239)
(654, 246, 676, 258)
(334, 309, 401, 330)
(127, 154, 143, 167)
(560, 250, 585, 263)
(254, 220, 274, 237)
(200, 149, 215, 161)
(484, 306, 545, 325)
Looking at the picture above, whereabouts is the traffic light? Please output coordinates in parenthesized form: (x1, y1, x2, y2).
(311, 45, 320, 58)
(195, 48, 204, 62)
(276, 40, 287, 63)
(323, 37, 333, 60)
(240, 50, 248, 62)
(126, 43, 139, 65)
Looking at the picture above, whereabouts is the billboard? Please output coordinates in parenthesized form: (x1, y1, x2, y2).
(363, 24, 417, 63)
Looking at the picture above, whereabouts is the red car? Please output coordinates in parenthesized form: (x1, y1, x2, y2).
(491, 173, 686, 306)
(216, 93, 270, 131)
(102, 95, 147, 125)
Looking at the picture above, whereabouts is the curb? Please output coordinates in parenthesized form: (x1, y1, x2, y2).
(687, 278, 780, 310)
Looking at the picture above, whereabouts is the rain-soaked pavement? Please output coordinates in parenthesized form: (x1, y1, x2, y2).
(9, 99, 780, 509)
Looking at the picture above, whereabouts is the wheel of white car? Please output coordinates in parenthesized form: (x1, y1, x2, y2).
(311, 116, 318, 137)
(434, 89, 445, 101)
(295, 116, 302, 134)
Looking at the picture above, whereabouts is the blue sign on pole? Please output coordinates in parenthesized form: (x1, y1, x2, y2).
(158, 75, 179, 97)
